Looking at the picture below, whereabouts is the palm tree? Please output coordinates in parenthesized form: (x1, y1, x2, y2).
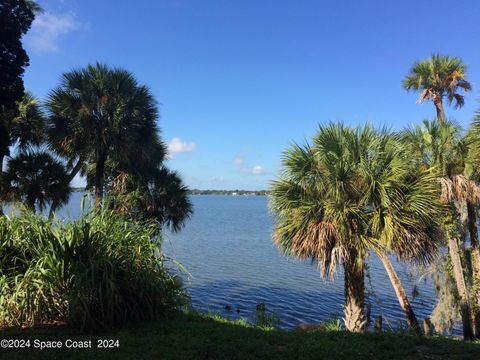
(138, 167, 192, 232)
(10, 92, 45, 149)
(270, 123, 441, 333)
(465, 109, 480, 337)
(105, 167, 192, 232)
(365, 133, 441, 335)
(2, 151, 71, 212)
(46, 63, 193, 228)
(46, 63, 159, 208)
(403, 119, 476, 339)
(0, 92, 45, 214)
(403, 54, 471, 124)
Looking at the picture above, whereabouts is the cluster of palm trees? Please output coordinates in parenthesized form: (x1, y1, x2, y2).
(0, 63, 192, 230)
(270, 54, 480, 340)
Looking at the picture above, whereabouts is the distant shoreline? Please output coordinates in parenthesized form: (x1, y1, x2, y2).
(71, 188, 269, 196)
(71, 187, 86, 192)
(188, 189, 269, 196)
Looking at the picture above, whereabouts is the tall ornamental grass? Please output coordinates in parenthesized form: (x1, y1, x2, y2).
(0, 210, 187, 331)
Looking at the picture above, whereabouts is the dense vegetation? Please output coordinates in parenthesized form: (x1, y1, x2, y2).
(0, 0, 191, 336)
(0, 208, 186, 331)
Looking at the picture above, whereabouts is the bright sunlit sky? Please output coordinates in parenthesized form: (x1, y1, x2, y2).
(23, 0, 480, 190)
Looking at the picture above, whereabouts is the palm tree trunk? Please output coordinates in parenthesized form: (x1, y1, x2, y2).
(48, 199, 59, 220)
(48, 157, 84, 220)
(434, 97, 446, 125)
(26, 195, 36, 213)
(448, 236, 474, 340)
(94, 150, 107, 208)
(377, 251, 422, 335)
(472, 247, 480, 339)
(467, 201, 480, 338)
(343, 256, 366, 332)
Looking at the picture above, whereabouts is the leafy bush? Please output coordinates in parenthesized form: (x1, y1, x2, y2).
(0, 210, 187, 330)
(322, 318, 344, 332)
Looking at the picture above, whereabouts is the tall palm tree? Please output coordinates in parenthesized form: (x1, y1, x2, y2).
(46, 63, 192, 228)
(403, 54, 471, 124)
(2, 151, 71, 212)
(46, 63, 159, 208)
(270, 123, 441, 333)
(403, 119, 476, 339)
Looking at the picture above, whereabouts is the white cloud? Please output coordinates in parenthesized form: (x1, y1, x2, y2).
(240, 165, 270, 175)
(252, 165, 268, 175)
(167, 137, 196, 158)
(233, 154, 269, 175)
(26, 12, 79, 53)
(233, 156, 245, 166)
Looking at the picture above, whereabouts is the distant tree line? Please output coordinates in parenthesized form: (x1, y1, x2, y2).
(188, 189, 269, 196)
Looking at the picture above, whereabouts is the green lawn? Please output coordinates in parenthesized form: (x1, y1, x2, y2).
(1, 313, 479, 360)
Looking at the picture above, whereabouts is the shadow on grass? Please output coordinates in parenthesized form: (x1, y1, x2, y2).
(1, 312, 479, 360)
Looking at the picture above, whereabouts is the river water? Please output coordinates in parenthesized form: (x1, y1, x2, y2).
(160, 195, 437, 330)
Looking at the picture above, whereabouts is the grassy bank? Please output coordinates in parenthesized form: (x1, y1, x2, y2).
(1, 313, 479, 360)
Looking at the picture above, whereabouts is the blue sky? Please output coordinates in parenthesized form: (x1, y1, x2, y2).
(23, 0, 480, 190)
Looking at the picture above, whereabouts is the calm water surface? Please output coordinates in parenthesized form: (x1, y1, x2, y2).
(161, 195, 436, 330)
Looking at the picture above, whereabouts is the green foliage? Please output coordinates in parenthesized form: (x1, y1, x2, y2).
(2, 151, 71, 211)
(201, 312, 251, 328)
(401, 119, 466, 177)
(465, 109, 480, 180)
(9, 92, 46, 150)
(0, 210, 187, 331)
(107, 167, 193, 232)
(0, 0, 38, 158)
(46, 63, 163, 207)
(321, 317, 345, 332)
(254, 304, 280, 329)
(403, 54, 471, 122)
(442, 205, 462, 239)
(1, 92, 51, 216)
(45, 63, 193, 226)
(270, 122, 442, 277)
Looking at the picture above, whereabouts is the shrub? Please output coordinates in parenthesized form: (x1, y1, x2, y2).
(254, 303, 280, 329)
(322, 318, 344, 332)
(0, 209, 187, 331)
